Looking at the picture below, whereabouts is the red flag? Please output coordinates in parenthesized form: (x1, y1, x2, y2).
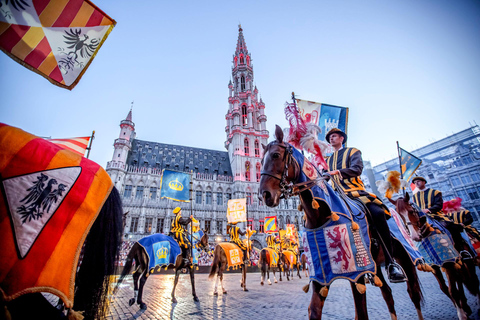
(47, 136, 91, 156)
(0, 0, 116, 90)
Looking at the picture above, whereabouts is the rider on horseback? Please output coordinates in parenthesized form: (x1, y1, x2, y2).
(325, 128, 406, 283)
(228, 221, 249, 264)
(170, 207, 193, 265)
(266, 234, 280, 252)
(412, 177, 474, 260)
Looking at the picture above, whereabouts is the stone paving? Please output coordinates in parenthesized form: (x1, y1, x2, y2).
(108, 269, 480, 320)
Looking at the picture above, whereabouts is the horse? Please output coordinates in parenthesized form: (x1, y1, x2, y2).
(282, 249, 302, 280)
(259, 125, 424, 320)
(0, 124, 124, 320)
(114, 230, 209, 308)
(390, 194, 480, 319)
(301, 252, 310, 277)
(208, 232, 254, 295)
(259, 247, 284, 285)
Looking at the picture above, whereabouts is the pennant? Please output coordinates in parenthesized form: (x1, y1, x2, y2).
(399, 147, 422, 182)
(0, 123, 113, 308)
(0, 0, 116, 90)
(296, 99, 349, 144)
(47, 136, 91, 156)
(226, 198, 247, 223)
(264, 216, 277, 233)
(160, 170, 190, 202)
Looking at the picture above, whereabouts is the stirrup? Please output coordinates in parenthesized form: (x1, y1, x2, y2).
(460, 250, 473, 260)
(386, 263, 407, 283)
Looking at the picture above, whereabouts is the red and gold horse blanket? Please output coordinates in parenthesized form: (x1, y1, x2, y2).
(283, 250, 297, 266)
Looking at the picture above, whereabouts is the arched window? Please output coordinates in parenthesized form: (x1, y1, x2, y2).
(256, 162, 261, 182)
(240, 54, 244, 64)
(254, 140, 260, 157)
(241, 76, 245, 91)
(245, 161, 251, 181)
(242, 105, 248, 126)
(244, 138, 249, 156)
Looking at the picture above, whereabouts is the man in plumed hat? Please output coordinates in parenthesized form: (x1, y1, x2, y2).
(170, 207, 193, 264)
(412, 176, 473, 259)
(325, 128, 406, 282)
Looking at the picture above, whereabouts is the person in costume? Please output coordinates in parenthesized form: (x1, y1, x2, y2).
(170, 207, 193, 264)
(228, 221, 249, 263)
(412, 177, 473, 259)
(325, 128, 406, 282)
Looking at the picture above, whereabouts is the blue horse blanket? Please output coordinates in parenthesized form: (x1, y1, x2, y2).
(292, 148, 376, 285)
(387, 208, 424, 265)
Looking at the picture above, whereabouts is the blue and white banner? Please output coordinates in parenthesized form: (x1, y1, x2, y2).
(296, 99, 348, 143)
(160, 170, 191, 202)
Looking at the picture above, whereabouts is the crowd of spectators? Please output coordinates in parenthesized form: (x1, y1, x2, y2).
(117, 241, 134, 266)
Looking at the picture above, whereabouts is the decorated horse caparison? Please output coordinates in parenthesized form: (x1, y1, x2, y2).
(208, 229, 255, 295)
(258, 245, 285, 285)
(115, 230, 209, 307)
(0, 124, 124, 320)
(391, 194, 480, 320)
(259, 125, 425, 320)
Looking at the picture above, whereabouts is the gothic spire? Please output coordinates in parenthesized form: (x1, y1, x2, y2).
(235, 24, 248, 56)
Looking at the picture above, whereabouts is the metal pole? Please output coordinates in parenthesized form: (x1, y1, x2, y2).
(397, 141, 405, 197)
(190, 175, 193, 260)
(86, 130, 95, 158)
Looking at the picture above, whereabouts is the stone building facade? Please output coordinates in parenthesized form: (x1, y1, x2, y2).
(106, 26, 303, 247)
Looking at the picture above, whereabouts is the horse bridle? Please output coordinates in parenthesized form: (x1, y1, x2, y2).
(260, 142, 297, 199)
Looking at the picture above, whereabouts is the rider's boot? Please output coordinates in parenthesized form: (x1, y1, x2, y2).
(386, 263, 406, 283)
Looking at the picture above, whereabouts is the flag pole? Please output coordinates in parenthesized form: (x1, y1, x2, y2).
(396, 141, 405, 197)
(190, 175, 193, 262)
(86, 130, 95, 159)
(246, 199, 250, 264)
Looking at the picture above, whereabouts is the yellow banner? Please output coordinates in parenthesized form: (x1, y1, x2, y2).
(226, 198, 247, 223)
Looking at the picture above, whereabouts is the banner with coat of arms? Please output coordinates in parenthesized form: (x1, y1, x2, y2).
(160, 170, 191, 202)
(0, 0, 116, 90)
(226, 198, 246, 223)
(264, 216, 277, 233)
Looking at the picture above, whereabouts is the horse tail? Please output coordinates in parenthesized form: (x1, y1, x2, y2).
(73, 186, 123, 320)
(208, 246, 221, 279)
(259, 249, 268, 273)
(115, 242, 140, 291)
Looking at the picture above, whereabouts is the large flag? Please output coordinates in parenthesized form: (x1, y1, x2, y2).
(264, 216, 277, 233)
(160, 170, 191, 202)
(399, 147, 422, 182)
(296, 99, 349, 143)
(0, 0, 116, 90)
(226, 198, 247, 223)
(0, 123, 113, 308)
(47, 135, 91, 156)
(286, 224, 298, 242)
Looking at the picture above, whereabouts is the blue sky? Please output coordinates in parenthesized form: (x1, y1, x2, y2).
(1, 0, 479, 168)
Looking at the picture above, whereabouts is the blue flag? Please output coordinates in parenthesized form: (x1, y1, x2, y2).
(160, 170, 191, 202)
(399, 147, 422, 182)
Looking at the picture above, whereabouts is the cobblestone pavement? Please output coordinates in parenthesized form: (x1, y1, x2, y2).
(108, 270, 480, 320)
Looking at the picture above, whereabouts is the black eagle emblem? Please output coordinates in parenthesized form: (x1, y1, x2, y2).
(16, 173, 67, 224)
(58, 28, 100, 73)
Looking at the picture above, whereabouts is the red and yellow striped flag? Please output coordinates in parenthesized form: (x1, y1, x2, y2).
(0, 123, 113, 308)
(0, 0, 115, 90)
(48, 136, 91, 156)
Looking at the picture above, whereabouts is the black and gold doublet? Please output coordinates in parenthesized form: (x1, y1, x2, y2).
(326, 147, 390, 216)
(229, 225, 247, 250)
(412, 189, 450, 223)
(170, 214, 191, 249)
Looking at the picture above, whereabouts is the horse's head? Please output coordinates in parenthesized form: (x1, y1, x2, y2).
(259, 125, 298, 207)
(388, 193, 423, 241)
(197, 229, 210, 252)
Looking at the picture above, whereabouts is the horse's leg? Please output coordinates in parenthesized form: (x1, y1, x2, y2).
(350, 279, 368, 320)
(308, 282, 328, 320)
(456, 274, 472, 316)
(136, 268, 149, 310)
(376, 268, 397, 320)
(445, 267, 468, 320)
(220, 267, 227, 294)
(129, 268, 140, 307)
(242, 263, 248, 291)
(189, 266, 199, 302)
(297, 262, 302, 279)
(171, 267, 182, 303)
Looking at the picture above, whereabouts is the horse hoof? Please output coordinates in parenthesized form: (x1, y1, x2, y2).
(274, 280, 277, 283)
(213, 292, 218, 296)
(128, 298, 135, 307)
(139, 303, 147, 310)
(243, 288, 249, 292)
(260, 282, 264, 286)
(223, 291, 227, 295)
(193, 296, 199, 302)
(171, 297, 177, 303)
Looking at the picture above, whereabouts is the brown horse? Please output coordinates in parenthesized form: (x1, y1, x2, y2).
(115, 231, 209, 307)
(208, 234, 254, 295)
(259, 248, 284, 285)
(259, 125, 424, 320)
(390, 194, 480, 319)
(301, 252, 310, 277)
